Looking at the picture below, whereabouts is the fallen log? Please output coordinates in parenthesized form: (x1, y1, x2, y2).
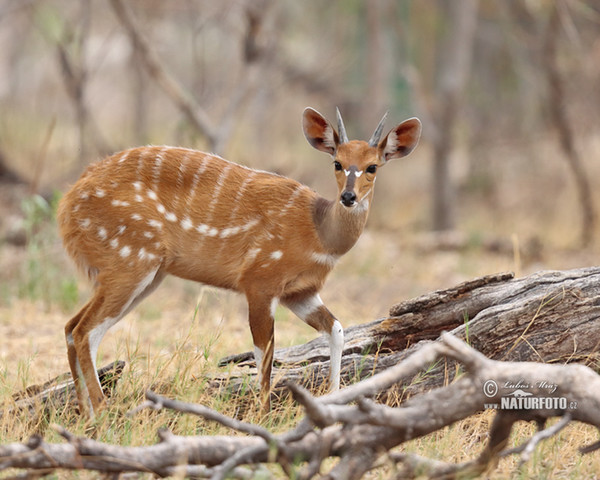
(0, 361, 125, 421)
(219, 267, 600, 398)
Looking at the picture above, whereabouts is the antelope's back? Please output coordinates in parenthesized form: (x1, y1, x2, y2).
(57, 146, 318, 288)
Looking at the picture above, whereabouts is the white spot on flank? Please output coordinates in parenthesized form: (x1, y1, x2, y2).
(147, 190, 158, 201)
(219, 226, 240, 238)
(138, 248, 157, 261)
(165, 212, 177, 222)
(246, 247, 261, 262)
(120, 246, 131, 258)
(95, 189, 106, 198)
(79, 191, 89, 200)
(270, 250, 283, 260)
(117, 225, 127, 235)
(133, 181, 142, 191)
(135, 194, 144, 203)
(110, 238, 119, 249)
(196, 224, 209, 235)
(97, 227, 107, 240)
(208, 227, 219, 237)
(143, 231, 154, 239)
(131, 213, 142, 221)
(148, 219, 163, 230)
(79, 218, 91, 229)
(156, 204, 166, 214)
(112, 199, 130, 207)
(242, 218, 259, 231)
(181, 217, 193, 230)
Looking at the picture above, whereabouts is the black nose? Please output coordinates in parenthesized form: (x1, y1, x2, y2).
(340, 191, 356, 207)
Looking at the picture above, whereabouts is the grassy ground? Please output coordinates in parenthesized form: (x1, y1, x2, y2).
(2, 209, 600, 479)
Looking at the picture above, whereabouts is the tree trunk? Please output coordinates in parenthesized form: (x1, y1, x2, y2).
(431, 0, 479, 231)
(543, 5, 596, 247)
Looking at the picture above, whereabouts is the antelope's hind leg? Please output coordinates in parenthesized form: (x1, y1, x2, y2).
(65, 266, 164, 417)
(282, 292, 344, 391)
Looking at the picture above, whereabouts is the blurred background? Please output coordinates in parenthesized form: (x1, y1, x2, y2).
(1, 1, 600, 373)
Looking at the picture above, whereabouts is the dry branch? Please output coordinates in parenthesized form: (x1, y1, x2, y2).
(109, 0, 270, 155)
(2, 333, 600, 479)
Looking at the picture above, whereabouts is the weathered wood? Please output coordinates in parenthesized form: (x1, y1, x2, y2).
(219, 267, 600, 397)
(0, 361, 125, 420)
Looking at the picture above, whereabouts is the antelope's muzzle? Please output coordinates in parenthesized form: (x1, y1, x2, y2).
(340, 166, 361, 207)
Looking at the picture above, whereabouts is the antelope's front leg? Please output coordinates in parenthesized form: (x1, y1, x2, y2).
(282, 292, 344, 391)
(245, 292, 277, 410)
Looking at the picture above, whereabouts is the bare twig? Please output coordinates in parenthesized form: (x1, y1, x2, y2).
(142, 390, 277, 445)
(502, 413, 573, 465)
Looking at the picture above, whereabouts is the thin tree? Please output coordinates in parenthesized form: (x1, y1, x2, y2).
(431, 0, 479, 231)
(543, 3, 596, 247)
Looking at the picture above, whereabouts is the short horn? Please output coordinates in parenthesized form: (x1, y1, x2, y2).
(336, 107, 349, 144)
(368, 111, 389, 147)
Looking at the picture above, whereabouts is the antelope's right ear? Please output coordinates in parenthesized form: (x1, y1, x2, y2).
(302, 107, 339, 155)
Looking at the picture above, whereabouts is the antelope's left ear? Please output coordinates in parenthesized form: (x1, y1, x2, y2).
(378, 117, 422, 163)
(302, 107, 339, 156)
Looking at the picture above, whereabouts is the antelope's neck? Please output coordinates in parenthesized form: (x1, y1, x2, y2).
(312, 197, 369, 255)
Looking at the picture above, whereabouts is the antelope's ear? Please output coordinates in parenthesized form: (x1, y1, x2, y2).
(302, 107, 339, 155)
(378, 117, 422, 163)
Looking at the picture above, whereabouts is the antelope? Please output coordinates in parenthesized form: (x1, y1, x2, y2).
(57, 107, 421, 417)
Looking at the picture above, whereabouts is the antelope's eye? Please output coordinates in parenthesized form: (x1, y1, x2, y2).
(334, 161, 342, 171)
(366, 164, 377, 174)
